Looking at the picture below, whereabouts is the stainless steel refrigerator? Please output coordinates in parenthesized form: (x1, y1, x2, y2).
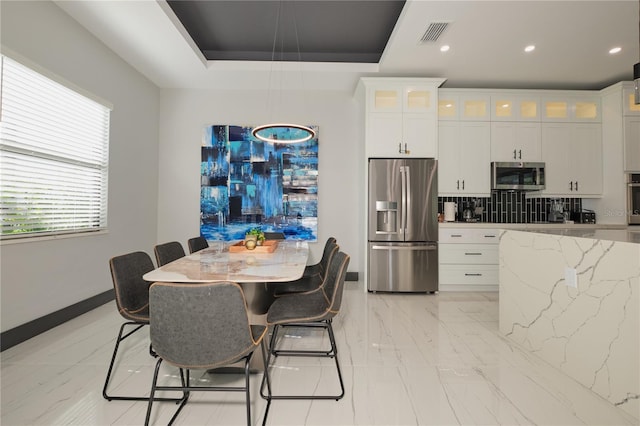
(367, 158, 438, 292)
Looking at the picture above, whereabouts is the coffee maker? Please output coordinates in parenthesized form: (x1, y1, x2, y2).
(461, 199, 481, 222)
(548, 199, 566, 223)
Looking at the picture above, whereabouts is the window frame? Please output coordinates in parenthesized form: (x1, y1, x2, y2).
(0, 51, 113, 242)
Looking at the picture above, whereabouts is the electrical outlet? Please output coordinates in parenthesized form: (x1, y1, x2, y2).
(564, 267, 577, 288)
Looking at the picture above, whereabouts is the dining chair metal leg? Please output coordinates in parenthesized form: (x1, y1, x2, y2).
(259, 320, 345, 402)
(103, 321, 146, 401)
(244, 356, 252, 426)
(144, 359, 190, 426)
(103, 321, 185, 402)
(260, 338, 273, 426)
(145, 354, 257, 426)
(259, 325, 279, 401)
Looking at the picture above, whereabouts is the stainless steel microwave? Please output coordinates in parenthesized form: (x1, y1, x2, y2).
(491, 162, 546, 191)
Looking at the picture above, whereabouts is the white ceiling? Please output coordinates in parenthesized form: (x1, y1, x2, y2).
(54, 0, 639, 92)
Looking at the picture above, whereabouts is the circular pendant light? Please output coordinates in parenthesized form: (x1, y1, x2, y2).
(252, 123, 316, 144)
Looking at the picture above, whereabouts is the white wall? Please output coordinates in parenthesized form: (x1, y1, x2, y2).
(157, 88, 363, 272)
(0, 1, 160, 331)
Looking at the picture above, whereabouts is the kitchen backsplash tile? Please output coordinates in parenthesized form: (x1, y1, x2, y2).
(438, 192, 582, 223)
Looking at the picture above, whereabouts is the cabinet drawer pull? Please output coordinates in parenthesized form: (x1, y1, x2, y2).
(464, 252, 482, 255)
(484, 235, 496, 238)
(451, 234, 462, 238)
(465, 273, 482, 276)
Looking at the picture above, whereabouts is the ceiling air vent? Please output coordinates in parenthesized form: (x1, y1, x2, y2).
(420, 22, 449, 43)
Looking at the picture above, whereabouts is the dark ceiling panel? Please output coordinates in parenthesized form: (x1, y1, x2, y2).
(167, 0, 406, 62)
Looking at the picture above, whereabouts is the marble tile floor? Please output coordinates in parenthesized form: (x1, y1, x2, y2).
(1, 283, 637, 426)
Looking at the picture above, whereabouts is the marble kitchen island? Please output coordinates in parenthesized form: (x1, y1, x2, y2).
(499, 228, 640, 422)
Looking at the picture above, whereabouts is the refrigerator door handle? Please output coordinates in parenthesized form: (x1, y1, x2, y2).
(371, 244, 437, 251)
(405, 165, 411, 236)
(400, 166, 407, 235)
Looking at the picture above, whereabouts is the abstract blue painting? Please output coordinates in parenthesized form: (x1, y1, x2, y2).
(200, 125, 318, 242)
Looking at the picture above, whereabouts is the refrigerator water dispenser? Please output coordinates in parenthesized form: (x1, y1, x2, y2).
(375, 201, 398, 234)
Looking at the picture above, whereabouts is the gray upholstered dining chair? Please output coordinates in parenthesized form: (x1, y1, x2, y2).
(273, 238, 338, 297)
(103, 251, 182, 403)
(187, 236, 209, 254)
(153, 241, 185, 266)
(145, 281, 270, 426)
(260, 251, 350, 421)
(302, 236, 337, 278)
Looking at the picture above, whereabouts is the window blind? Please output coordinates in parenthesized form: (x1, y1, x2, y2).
(0, 55, 111, 239)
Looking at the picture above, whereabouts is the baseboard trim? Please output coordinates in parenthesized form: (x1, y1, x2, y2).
(1, 289, 114, 352)
(346, 272, 359, 281)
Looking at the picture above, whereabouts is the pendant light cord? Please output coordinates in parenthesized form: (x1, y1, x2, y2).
(265, 1, 282, 123)
(292, 2, 307, 121)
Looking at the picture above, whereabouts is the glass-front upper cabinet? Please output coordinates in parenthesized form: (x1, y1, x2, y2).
(438, 92, 490, 121)
(370, 86, 436, 114)
(404, 88, 432, 112)
(491, 95, 540, 121)
(623, 86, 640, 115)
(541, 96, 600, 122)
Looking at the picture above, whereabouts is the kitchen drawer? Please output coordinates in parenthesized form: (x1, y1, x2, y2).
(439, 244, 498, 264)
(439, 228, 500, 244)
(439, 264, 498, 285)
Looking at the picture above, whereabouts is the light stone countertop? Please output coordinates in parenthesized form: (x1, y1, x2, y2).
(505, 228, 640, 244)
(438, 222, 630, 230)
(439, 222, 640, 244)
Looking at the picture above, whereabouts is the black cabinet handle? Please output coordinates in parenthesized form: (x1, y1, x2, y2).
(465, 273, 482, 276)
(464, 252, 482, 256)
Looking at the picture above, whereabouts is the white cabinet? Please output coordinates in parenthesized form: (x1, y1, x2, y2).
(490, 122, 541, 161)
(438, 121, 491, 195)
(622, 86, 640, 116)
(439, 227, 499, 291)
(541, 123, 603, 195)
(438, 92, 491, 121)
(541, 96, 601, 122)
(624, 116, 640, 172)
(360, 78, 445, 158)
(623, 85, 640, 172)
(491, 95, 540, 121)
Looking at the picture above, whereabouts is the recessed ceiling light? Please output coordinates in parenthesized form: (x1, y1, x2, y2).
(524, 45, 536, 53)
(609, 47, 622, 54)
(440, 45, 450, 52)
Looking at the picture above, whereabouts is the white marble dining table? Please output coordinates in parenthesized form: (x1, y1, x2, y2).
(143, 240, 309, 315)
